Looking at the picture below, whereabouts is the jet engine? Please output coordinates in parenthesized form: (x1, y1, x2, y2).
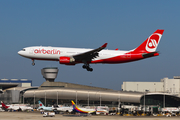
(59, 56, 75, 64)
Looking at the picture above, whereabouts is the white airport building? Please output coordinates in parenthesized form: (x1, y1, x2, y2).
(121, 76, 180, 95)
(1, 67, 180, 109)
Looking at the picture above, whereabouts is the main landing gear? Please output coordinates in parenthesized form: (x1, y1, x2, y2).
(82, 64, 93, 72)
(32, 59, 35, 66)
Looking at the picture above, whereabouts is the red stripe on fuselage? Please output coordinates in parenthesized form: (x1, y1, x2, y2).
(31, 53, 158, 64)
(91, 53, 144, 64)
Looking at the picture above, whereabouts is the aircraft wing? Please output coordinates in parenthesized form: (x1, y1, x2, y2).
(73, 43, 107, 62)
(88, 110, 96, 114)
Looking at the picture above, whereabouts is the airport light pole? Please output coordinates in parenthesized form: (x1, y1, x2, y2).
(118, 92, 121, 114)
(163, 93, 165, 108)
(144, 91, 145, 115)
(76, 91, 77, 105)
(57, 91, 58, 105)
(88, 91, 89, 106)
(34, 91, 35, 109)
(44, 91, 46, 106)
(23, 93, 24, 104)
(100, 93, 101, 106)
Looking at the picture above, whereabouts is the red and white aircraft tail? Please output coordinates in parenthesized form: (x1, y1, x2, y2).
(1, 101, 9, 109)
(18, 29, 164, 71)
(132, 29, 164, 53)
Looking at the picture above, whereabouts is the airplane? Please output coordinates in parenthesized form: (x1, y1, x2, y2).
(96, 106, 109, 115)
(71, 100, 96, 114)
(18, 29, 164, 71)
(54, 105, 73, 113)
(37, 100, 53, 111)
(1, 101, 33, 111)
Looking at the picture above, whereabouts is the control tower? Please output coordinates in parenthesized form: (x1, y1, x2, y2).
(41, 67, 59, 82)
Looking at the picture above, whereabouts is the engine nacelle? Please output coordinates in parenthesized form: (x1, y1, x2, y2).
(59, 56, 75, 64)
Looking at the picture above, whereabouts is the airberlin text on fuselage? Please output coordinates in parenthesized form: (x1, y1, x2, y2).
(34, 48, 60, 54)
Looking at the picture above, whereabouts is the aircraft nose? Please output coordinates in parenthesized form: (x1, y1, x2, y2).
(18, 51, 21, 55)
(18, 50, 24, 56)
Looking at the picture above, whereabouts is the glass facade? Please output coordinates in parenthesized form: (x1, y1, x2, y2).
(140, 94, 180, 107)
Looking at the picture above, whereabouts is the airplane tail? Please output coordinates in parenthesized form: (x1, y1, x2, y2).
(71, 100, 84, 113)
(132, 29, 164, 54)
(71, 100, 77, 110)
(38, 101, 45, 108)
(71, 100, 96, 114)
(1, 101, 9, 109)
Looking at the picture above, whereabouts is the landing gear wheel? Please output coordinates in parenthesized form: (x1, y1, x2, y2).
(32, 62, 35, 66)
(89, 68, 93, 72)
(87, 67, 93, 72)
(82, 62, 93, 72)
(82, 65, 86, 69)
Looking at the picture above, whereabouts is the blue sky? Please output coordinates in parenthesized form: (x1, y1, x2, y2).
(0, 0, 179, 90)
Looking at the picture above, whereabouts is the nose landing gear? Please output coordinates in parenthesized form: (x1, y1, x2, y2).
(32, 59, 35, 66)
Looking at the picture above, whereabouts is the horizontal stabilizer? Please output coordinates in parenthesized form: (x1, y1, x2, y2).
(142, 52, 159, 58)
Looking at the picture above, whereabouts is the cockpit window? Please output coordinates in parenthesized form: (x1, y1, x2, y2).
(22, 49, 26, 51)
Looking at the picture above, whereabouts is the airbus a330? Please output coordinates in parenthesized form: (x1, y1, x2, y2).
(18, 29, 164, 71)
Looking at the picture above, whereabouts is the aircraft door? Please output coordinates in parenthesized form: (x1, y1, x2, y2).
(29, 48, 34, 54)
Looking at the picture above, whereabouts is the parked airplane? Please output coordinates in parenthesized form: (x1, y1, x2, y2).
(37, 101, 53, 111)
(54, 105, 73, 113)
(96, 106, 109, 115)
(18, 29, 164, 71)
(71, 100, 96, 114)
(1, 101, 33, 111)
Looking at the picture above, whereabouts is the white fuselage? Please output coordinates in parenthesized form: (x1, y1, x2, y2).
(5, 104, 33, 111)
(56, 106, 73, 112)
(38, 106, 53, 111)
(18, 46, 129, 62)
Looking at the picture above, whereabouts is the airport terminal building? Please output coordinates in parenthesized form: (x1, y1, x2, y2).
(1, 67, 180, 109)
(121, 76, 180, 95)
(0, 79, 35, 103)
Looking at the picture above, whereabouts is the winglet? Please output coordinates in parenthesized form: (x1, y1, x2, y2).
(101, 43, 107, 48)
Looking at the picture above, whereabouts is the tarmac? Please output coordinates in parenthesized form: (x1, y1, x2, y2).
(0, 112, 180, 120)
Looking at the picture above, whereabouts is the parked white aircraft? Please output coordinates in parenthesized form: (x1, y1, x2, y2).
(54, 105, 73, 113)
(1, 101, 33, 111)
(96, 106, 109, 115)
(18, 29, 164, 71)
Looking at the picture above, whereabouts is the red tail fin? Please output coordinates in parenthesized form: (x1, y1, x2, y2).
(132, 29, 164, 53)
(1, 101, 9, 109)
